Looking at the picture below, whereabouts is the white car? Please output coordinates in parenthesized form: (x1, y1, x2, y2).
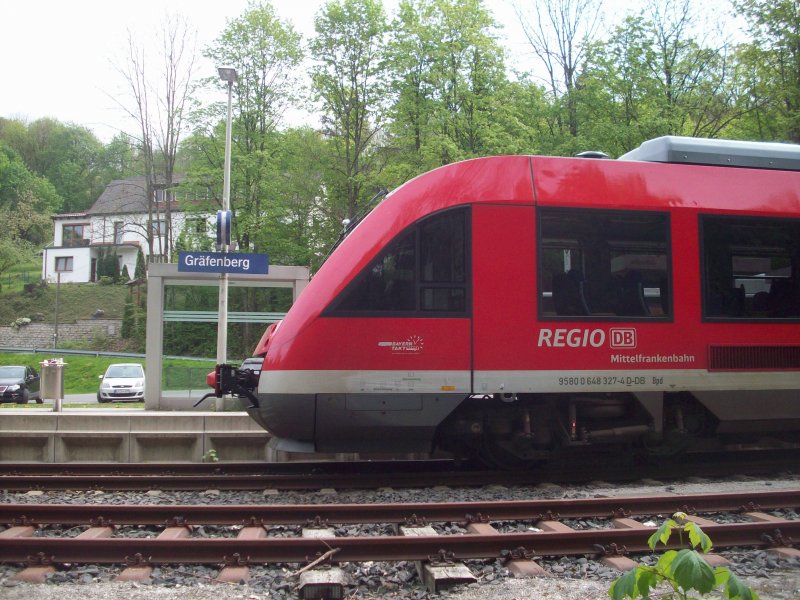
(97, 363, 145, 403)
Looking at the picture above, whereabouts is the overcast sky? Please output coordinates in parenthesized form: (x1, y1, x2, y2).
(1, 0, 728, 143)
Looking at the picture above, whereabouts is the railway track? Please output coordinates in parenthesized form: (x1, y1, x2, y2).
(2, 489, 799, 593)
(2, 448, 798, 491)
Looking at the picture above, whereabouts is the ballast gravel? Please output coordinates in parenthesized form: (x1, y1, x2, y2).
(1, 474, 799, 599)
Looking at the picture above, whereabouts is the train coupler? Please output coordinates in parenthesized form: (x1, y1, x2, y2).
(197, 364, 261, 408)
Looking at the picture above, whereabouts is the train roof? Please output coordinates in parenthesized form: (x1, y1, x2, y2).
(619, 136, 800, 171)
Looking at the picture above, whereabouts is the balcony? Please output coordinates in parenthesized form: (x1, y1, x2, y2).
(63, 238, 90, 248)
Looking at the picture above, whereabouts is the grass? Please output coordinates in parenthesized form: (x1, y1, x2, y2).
(0, 261, 41, 295)
(0, 281, 131, 325)
(0, 352, 216, 395)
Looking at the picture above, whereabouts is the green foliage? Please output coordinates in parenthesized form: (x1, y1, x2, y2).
(0, 140, 62, 232)
(121, 296, 135, 339)
(609, 512, 759, 600)
(10, 317, 31, 330)
(0, 237, 23, 286)
(95, 248, 121, 282)
(98, 133, 142, 183)
(730, 0, 800, 142)
(310, 0, 389, 220)
(196, 0, 305, 262)
(384, 0, 512, 174)
(0, 117, 105, 213)
(0, 282, 129, 325)
(134, 248, 146, 281)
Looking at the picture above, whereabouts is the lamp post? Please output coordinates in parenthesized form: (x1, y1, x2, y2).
(216, 67, 237, 368)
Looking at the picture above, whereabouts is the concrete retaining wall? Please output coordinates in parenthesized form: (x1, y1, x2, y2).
(0, 410, 272, 463)
(0, 319, 122, 348)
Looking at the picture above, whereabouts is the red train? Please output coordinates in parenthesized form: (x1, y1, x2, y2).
(212, 136, 800, 467)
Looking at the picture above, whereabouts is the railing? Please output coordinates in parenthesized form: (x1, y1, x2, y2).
(162, 311, 286, 323)
(63, 239, 91, 248)
(0, 346, 214, 362)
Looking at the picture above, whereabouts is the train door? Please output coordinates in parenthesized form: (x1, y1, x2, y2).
(314, 206, 474, 453)
(471, 204, 538, 389)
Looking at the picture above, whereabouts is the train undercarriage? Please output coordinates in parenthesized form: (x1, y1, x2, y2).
(435, 391, 800, 469)
(208, 364, 800, 469)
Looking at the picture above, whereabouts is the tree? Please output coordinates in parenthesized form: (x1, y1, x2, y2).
(0, 117, 105, 212)
(98, 133, 141, 183)
(514, 0, 602, 145)
(310, 0, 389, 220)
(134, 247, 146, 281)
(259, 127, 329, 269)
(576, 0, 741, 156)
(0, 140, 57, 279)
(0, 237, 22, 290)
(196, 0, 304, 254)
(732, 0, 800, 142)
(115, 14, 197, 263)
(386, 0, 510, 170)
(642, 0, 736, 138)
(0, 141, 62, 226)
(2, 189, 53, 247)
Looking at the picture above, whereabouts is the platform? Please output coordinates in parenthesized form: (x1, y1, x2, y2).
(0, 409, 272, 463)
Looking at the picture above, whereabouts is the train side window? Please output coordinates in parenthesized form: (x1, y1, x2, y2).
(538, 208, 671, 320)
(328, 208, 469, 316)
(701, 216, 800, 320)
(419, 209, 467, 312)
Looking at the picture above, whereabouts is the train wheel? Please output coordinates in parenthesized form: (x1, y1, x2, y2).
(478, 440, 538, 471)
(642, 430, 691, 460)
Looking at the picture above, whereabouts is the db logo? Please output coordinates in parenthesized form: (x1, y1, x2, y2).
(610, 328, 637, 349)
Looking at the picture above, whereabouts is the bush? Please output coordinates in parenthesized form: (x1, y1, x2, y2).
(10, 317, 31, 330)
(609, 512, 759, 600)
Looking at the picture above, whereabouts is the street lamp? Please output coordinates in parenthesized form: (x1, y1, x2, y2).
(216, 67, 237, 368)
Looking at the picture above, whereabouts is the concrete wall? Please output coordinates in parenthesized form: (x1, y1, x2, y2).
(0, 410, 271, 462)
(0, 319, 121, 349)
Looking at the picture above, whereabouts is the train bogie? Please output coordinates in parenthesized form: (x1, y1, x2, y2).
(213, 136, 800, 467)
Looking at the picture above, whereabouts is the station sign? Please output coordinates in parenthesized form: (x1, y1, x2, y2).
(178, 251, 269, 274)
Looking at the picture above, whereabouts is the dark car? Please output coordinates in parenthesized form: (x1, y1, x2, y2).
(0, 365, 42, 404)
(240, 357, 263, 375)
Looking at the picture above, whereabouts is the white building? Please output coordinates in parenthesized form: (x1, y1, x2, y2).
(42, 176, 214, 283)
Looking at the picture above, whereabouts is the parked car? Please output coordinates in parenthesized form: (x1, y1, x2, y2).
(0, 365, 42, 404)
(97, 363, 145, 403)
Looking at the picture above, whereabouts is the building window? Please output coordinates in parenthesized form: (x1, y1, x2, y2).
(154, 188, 175, 203)
(114, 221, 124, 244)
(62, 224, 87, 247)
(328, 208, 470, 316)
(538, 208, 671, 319)
(151, 220, 167, 236)
(190, 218, 208, 235)
(55, 257, 74, 272)
(701, 215, 799, 319)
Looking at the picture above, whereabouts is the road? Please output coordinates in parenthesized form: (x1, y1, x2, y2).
(3, 390, 207, 406)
